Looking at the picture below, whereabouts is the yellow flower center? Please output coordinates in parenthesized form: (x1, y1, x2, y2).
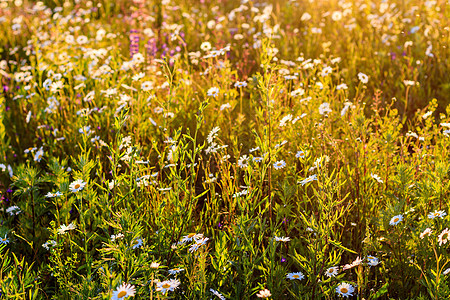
(74, 184, 80, 189)
(293, 275, 299, 278)
(162, 283, 171, 289)
(117, 291, 127, 298)
(2, 238, 6, 242)
(341, 287, 348, 293)
(443, 233, 449, 240)
(187, 233, 195, 238)
(393, 217, 399, 222)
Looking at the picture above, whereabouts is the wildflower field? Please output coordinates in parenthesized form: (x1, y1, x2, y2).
(0, 0, 449, 298)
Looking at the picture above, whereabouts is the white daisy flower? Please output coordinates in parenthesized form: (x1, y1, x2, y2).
(210, 288, 226, 300)
(325, 266, 339, 277)
(273, 160, 286, 170)
(156, 279, 180, 295)
(274, 236, 290, 242)
(438, 228, 450, 246)
(207, 87, 220, 97)
(111, 282, 136, 299)
(256, 289, 272, 298)
(336, 282, 355, 297)
(367, 255, 379, 266)
(428, 210, 447, 219)
(69, 179, 86, 193)
(389, 214, 403, 226)
(286, 272, 304, 280)
(358, 72, 369, 84)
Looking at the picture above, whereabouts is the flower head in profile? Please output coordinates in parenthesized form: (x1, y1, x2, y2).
(420, 228, 432, 239)
(210, 288, 226, 300)
(180, 233, 204, 244)
(336, 282, 355, 297)
(367, 255, 379, 266)
(389, 214, 403, 226)
(256, 289, 272, 298)
(370, 173, 383, 183)
(234, 81, 247, 88)
(325, 266, 339, 277)
(274, 236, 290, 242)
(298, 174, 317, 186)
(428, 210, 447, 219)
(438, 228, 450, 246)
(111, 282, 136, 300)
(168, 267, 185, 275)
(69, 179, 86, 193)
(57, 223, 77, 235)
(286, 272, 304, 280)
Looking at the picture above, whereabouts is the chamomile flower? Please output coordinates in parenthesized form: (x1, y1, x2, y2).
(428, 210, 447, 219)
(325, 266, 339, 277)
(189, 237, 209, 253)
(389, 214, 403, 226)
(319, 102, 332, 115)
(156, 279, 180, 295)
(296, 151, 305, 158)
(358, 72, 369, 84)
(180, 233, 204, 244)
(273, 160, 286, 169)
(111, 282, 136, 299)
(34, 147, 44, 162)
(367, 255, 379, 266)
(298, 174, 317, 186)
(210, 288, 226, 300)
(207, 87, 219, 97)
(438, 228, 450, 246)
(131, 238, 143, 249)
(69, 179, 86, 193)
(274, 236, 290, 242)
(6, 205, 21, 216)
(370, 173, 383, 183)
(286, 272, 304, 280)
(42, 240, 57, 250)
(237, 155, 249, 168)
(168, 267, 185, 275)
(57, 223, 77, 234)
(336, 282, 355, 297)
(234, 81, 247, 88)
(141, 81, 153, 91)
(0, 234, 9, 244)
(420, 228, 432, 239)
(256, 289, 272, 298)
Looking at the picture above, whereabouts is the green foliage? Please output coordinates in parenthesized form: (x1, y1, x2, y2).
(0, 0, 449, 299)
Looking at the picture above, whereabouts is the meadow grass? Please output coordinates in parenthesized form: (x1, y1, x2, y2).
(0, 0, 449, 299)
